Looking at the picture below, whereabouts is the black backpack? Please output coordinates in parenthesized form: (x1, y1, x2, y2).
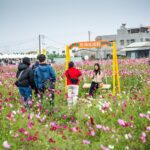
(67, 71, 78, 84)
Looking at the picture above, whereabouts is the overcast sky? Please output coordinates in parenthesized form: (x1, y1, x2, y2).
(0, 0, 150, 53)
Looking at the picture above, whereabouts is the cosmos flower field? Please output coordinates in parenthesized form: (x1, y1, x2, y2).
(0, 58, 150, 150)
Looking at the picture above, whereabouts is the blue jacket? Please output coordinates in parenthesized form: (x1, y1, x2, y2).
(34, 64, 56, 89)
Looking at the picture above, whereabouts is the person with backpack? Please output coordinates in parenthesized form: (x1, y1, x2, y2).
(65, 61, 82, 107)
(15, 57, 35, 105)
(89, 63, 104, 97)
(34, 54, 56, 106)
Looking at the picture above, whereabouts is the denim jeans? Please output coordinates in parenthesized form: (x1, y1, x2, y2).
(18, 87, 32, 102)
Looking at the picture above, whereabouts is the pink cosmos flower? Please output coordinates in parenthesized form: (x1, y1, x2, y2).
(102, 126, 110, 131)
(83, 140, 90, 145)
(90, 130, 96, 136)
(139, 113, 146, 118)
(96, 124, 102, 129)
(102, 102, 110, 111)
(3, 141, 11, 149)
(28, 100, 32, 107)
(146, 126, 150, 131)
(28, 121, 34, 129)
(14, 133, 19, 138)
(139, 113, 150, 120)
(24, 131, 29, 136)
(50, 121, 56, 127)
(36, 112, 41, 119)
(118, 119, 128, 127)
(100, 144, 110, 150)
(9, 103, 13, 108)
(140, 132, 147, 143)
(71, 127, 78, 132)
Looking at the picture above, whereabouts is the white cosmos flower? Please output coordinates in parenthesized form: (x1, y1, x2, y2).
(12, 111, 16, 115)
(108, 145, 114, 149)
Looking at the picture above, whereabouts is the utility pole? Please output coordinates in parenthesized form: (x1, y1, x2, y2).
(88, 31, 91, 41)
(39, 34, 41, 54)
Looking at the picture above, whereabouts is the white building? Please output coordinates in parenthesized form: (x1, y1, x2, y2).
(95, 24, 150, 58)
(121, 42, 150, 59)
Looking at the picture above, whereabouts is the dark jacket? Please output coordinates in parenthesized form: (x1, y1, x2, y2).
(34, 64, 56, 90)
(16, 63, 35, 88)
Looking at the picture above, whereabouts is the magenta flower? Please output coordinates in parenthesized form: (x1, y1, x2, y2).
(62, 125, 67, 129)
(90, 117, 94, 125)
(130, 116, 133, 121)
(62, 114, 67, 120)
(50, 122, 60, 131)
(49, 137, 56, 143)
(123, 101, 127, 108)
(19, 128, 25, 133)
(26, 135, 33, 141)
(21, 107, 26, 113)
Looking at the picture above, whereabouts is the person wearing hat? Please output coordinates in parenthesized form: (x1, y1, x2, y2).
(15, 57, 35, 105)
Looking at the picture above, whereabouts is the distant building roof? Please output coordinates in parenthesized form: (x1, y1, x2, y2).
(95, 34, 116, 41)
(121, 42, 150, 52)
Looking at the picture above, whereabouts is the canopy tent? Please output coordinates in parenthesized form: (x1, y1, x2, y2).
(0, 54, 37, 59)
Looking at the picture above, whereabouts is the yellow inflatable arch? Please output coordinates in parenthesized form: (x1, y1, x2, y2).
(65, 40, 121, 95)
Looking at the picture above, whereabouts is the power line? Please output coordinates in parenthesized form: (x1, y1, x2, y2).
(44, 35, 66, 46)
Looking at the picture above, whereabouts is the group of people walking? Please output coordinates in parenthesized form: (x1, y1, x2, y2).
(15, 54, 104, 108)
